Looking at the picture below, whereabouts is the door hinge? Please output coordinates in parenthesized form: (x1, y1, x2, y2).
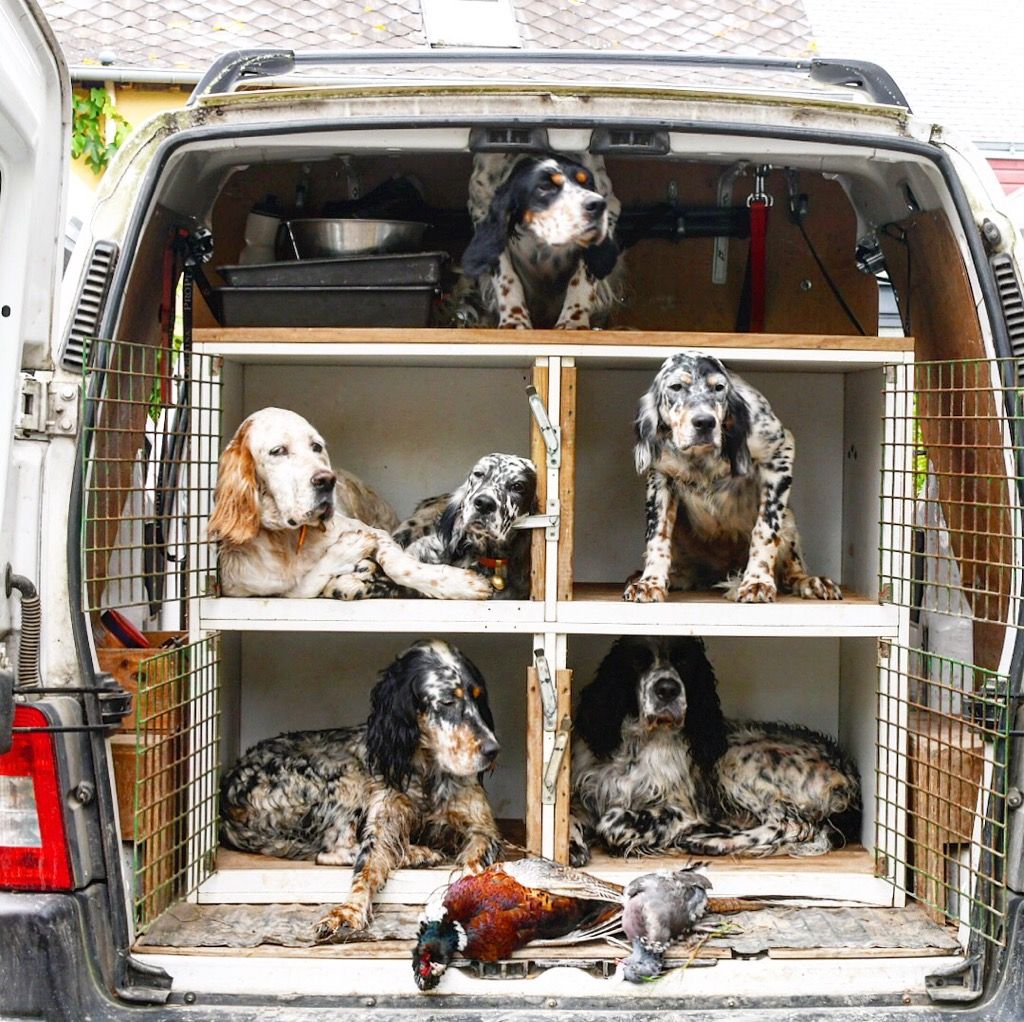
(16, 373, 79, 438)
(526, 385, 561, 468)
(542, 714, 572, 804)
(534, 649, 557, 730)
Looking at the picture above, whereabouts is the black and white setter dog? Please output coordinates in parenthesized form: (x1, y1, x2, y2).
(460, 152, 623, 329)
(569, 637, 860, 866)
(391, 453, 537, 599)
(218, 640, 503, 939)
(623, 352, 842, 604)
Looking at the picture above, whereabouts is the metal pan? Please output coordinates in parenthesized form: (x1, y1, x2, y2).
(217, 252, 446, 289)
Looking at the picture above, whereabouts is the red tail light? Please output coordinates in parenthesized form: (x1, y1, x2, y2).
(0, 704, 73, 890)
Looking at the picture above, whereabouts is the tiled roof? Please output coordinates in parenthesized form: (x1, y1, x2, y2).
(42, 0, 816, 73)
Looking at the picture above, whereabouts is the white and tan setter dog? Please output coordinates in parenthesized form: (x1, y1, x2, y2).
(569, 637, 861, 866)
(219, 640, 503, 938)
(624, 352, 842, 604)
(461, 152, 623, 329)
(208, 408, 491, 600)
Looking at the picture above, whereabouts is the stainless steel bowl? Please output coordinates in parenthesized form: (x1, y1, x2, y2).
(285, 218, 427, 258)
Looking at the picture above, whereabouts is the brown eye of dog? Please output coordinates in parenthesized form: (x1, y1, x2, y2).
(471, 686, 481, 699)
(269, 446, 287, 456)
(311, 442, 323, 453)
(576, 171, 588, 184)
(453, 687, 464, 699)
(550, 173, 565, 186)
(668, 383, 683, 393)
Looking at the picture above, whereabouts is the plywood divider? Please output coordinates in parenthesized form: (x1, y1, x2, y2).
(557, 365, 577, 603)
(529, 361, 549, 603)
(525, 666, 543, 855)
(554, 668, 573, 864)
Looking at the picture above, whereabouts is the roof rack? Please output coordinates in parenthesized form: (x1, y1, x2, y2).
(187, 48, 911, 112)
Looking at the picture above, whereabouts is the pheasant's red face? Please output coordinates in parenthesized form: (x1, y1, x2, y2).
(414, 943, 448, 990)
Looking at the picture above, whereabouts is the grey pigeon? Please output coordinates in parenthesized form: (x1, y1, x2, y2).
(620, 863, 712, 982)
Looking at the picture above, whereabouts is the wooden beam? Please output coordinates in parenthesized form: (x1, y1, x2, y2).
(529, 361, 548, 603)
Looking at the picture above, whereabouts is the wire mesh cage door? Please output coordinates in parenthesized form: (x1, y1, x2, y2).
(879, 358, 1021, 950)
(82, 339, 224, 929)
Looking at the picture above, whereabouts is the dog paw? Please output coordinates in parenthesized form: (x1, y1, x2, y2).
(447, 568, 493, 601)
(732, 577, 777, 603)
(313, 903, 369, 943)
(568, 841, 591, 868)
(792, 575, 843, 601)
(554, 316, 591, 330)
(623, 577, 668, 603)
(403, 845, 447, 868)
(461, 836, 503, 873)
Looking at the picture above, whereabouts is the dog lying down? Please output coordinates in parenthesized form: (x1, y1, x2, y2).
(208, 408, 491, 600)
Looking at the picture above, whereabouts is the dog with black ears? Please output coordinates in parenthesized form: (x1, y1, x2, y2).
(460, 152, 623, 329)
(569, 636, 861, 866)
(623, 351, 842, 604)
(391, 453, 538, 599)
(218, 640, 504, 939)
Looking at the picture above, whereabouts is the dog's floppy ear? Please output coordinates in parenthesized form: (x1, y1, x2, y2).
(669, 637, 728, 775)
(583, 235, 619, 280)
(462, 171, 523, 277)
(208, 419, 260, 546)
(436, 490, 466, 557)
(723, 388, 753, 477)
(633, 387, 662, 475)
(574, 638, 647, 760)
(365, 647, 423, 790)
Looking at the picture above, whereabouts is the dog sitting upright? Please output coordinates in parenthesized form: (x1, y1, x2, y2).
(461, 153, 623, 329)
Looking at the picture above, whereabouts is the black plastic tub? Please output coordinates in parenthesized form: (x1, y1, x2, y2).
(216, 251, 446, 288)
(206, 285, 437, 327)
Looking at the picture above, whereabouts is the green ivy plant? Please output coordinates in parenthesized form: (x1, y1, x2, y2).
(71, 87, 131, 174)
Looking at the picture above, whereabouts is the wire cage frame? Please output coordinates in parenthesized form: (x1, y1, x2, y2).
(132, 634, 221, 929)
(81, 338, 222, 627)
(879, 357, 1022, 949)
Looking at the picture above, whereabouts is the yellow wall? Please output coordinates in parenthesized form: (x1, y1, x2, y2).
(71, 82, 190, 190)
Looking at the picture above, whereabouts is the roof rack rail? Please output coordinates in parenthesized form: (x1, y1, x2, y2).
(187, 48, 910, 111)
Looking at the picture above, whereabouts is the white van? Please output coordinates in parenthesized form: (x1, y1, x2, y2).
(3, 1, 1024, 1017)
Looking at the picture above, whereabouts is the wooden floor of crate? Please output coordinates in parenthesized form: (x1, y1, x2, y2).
(136, 900, 959, 962)
(197, 843, 893, 905)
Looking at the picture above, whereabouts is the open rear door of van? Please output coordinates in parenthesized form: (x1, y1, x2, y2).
(0, 0, 68, 724)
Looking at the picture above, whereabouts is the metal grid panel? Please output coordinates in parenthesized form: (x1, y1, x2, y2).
(879, 358, 1021, 948)
(82, 339, 221, 625)
(133, 634, 221, 929)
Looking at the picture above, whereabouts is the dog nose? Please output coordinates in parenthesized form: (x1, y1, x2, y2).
(312, 470, 336, 492)
(474, 494, 497, 515)
(585, 195, 606, 216)
(480, 738, 500, 763)
(653, 676, 681, 703)
(692, 414, 716, 433)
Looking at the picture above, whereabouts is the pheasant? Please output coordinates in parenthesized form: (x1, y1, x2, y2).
(413, 857, 623, 991)
(620, 863, 712, 981)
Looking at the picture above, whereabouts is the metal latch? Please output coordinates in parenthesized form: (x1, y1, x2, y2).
(534, 649, 557, 730)
(542, 715, 572, 804)
(526, 385, 560, 468)
(16, 373, 79, 437)
(513, 514, 560, 541)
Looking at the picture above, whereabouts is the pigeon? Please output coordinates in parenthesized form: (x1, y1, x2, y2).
(413, 857, 624, 991)
(620, 862, 712, 982)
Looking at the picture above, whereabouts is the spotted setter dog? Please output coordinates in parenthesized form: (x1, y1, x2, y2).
(219, 640, 503, 939)
(569, 637, 861, 865)
(623, 352, 842, 604)
(460, 152, 623, 329)
(390, 453, 537, 599)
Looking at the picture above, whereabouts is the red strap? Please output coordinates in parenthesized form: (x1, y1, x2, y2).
(748, 199, 768, 333)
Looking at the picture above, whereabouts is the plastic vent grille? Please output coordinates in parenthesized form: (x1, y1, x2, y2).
(991, 253, 1024, 364)
(62, 241, 118, 372)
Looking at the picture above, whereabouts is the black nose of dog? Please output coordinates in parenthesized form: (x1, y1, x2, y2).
(474, 494, 497, 515)
(312, 470, 336, 492)
(692, 414, 716, 433)
(480, 738, 500, 763)
(653, 675, 681, 703)
(585, 195, 606, 216)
